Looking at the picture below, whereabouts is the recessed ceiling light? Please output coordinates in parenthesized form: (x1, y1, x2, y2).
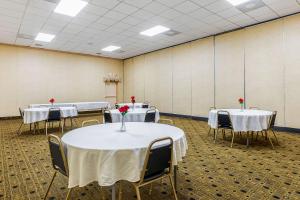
(226, 0, 251, 6)
(102, 45, 121, 52)
(35, 33, 55, 42)
(140, 25, 170, 37)
(54, 0, 88, 17)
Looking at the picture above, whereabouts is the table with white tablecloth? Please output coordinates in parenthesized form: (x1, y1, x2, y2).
(208, 109, 273, 132)
(30, 102, 110, 112)
(23, 107, 78, 124)
(110, 108, 160, 123)
(116, 103, 146, 109)
(61, 122, 188, 199)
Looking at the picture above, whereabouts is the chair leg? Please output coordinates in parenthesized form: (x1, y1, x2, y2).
(44, 172, 57, 200)
(45, 122, 48, 136)
(207, 127, 211, 136)
(214, 129, 219, 143)
(271, 129, 279, 145)
(168, 175, 178, 200)
(149, 183, 153, 195)
(230, 131, 235, 148)
(17, 123, 24, 135)
(266, 131, 274, 149)
(61, 120, 64, 134)
(65, 188, 73, 200)
(134, 186, 141, 200)
(118, 184, 122, 200)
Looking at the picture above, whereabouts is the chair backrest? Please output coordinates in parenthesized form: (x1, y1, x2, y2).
(142, 104, 149, 108)
(47, 134, 68, 176)
(140, 137, 173, 184)
(115, 104, 119, 109)
(104, 110, 112, 123)
(249, 107, 260, 110)
(144, 109, 156, 123)
(82, 119, 100, 127)
(217, 110, 233, 129)
(268, 111, 277, 129)
(47, 108, 61, 121)
(19, 108, 24, 119)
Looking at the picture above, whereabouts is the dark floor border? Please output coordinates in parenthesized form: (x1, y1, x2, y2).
(160, 112, 300, 134)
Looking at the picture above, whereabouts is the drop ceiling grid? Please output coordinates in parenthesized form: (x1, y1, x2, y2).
(0, 0, 299, 59)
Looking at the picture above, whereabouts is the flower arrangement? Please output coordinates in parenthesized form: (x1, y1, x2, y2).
(238, 98, 244, 110)
(131, 96, 135, 103)
(49, 98, 55, 105)
(118, 105, 129, 132)
(118, 105, 129, 115)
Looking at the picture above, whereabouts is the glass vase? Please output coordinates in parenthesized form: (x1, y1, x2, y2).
(240, 104, 244, 111)
(120, 115, 126, 132)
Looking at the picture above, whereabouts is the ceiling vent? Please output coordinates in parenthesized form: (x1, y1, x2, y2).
(35, 44, 43, 47)
(17, 33, 34, 40)
(236, 0, 265, 13)
(116, 50, 125, 54)
(163, 30, 181, 36)
(96, 52, 102, 55)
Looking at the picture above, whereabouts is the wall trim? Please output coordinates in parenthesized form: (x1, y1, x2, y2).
(160, 112, 300, 134)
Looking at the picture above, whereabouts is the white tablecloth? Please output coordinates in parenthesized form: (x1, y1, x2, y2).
(23, 107, 78, 124)
(61, 122, 188, 187)
(30, 102, 110, 111)
(208, 109, 273, 132)
(117, 103, 146, 109)
(110, 108, 160, 123)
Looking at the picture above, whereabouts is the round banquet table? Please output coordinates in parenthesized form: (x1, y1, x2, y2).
(117, 103, 145, 108)
(110, 108, 160, 123)
(208, 109, 273, 132)
(23, 107, 78, 124)
(61, 122, 187, 189)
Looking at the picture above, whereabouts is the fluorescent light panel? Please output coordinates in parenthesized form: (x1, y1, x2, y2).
(35, 33, 55, 42)
(140, 25, 170, 37)
(54, 0, 88, 17)
(226, 0, 251, 6)
(102, 45, 121, 52)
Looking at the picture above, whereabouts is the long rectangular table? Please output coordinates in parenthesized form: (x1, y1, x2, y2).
(29, 102, 110, 112)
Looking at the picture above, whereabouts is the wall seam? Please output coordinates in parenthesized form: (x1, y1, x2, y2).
(282, 18, 286, 127)
(244, 29, 246, 109)
(213, 36, 216, 107)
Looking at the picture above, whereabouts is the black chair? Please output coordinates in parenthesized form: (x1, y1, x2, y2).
(104, 110, 112, 123)
(44, 134, 71, 200)
(45, 108, 63, 135)
(121, 137, 177, 200)
(142, 104, 149, 108)
(144, 109, 156, 123)
(215, 111, 235, 147)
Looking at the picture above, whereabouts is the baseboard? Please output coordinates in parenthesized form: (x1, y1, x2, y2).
(160, 112, 300, 134)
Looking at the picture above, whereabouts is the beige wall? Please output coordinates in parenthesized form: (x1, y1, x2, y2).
(0, 45, 123, 117)
(123, 13, 300, 128)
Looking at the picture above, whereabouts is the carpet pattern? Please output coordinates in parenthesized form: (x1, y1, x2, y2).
(0, 114, 300, 200)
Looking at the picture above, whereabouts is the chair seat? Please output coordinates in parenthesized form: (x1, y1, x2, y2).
(143, 170, 166, 182)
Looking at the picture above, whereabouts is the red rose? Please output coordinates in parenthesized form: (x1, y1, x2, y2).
(49, 98, 55, 104)
(238, 98, 244, 104)
(131, 96, 135, 100)
(118, 105, 129, 114)
(131, 99, 136, 104)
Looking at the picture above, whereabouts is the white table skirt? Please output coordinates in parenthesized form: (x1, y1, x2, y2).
(23, 107, 78, 124)
(61, 122, 188, 188)
(30, 102, 110, 111)
(208, 109, 273, 132)
(110, 108, 160, 123)
(117, 103, 145, 109)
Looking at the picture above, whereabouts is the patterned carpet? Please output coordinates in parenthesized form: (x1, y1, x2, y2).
(0, 114, 300, 200)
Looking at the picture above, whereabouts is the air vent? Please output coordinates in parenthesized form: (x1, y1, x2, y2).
(35, 44, 43, 47)
(17, 34, 34, 40)
(163, 30, 181, 36)
(236, 0, 265, 13)
(43, 0, 59, 3)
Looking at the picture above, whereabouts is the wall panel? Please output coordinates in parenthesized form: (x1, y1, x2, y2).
(190, 37, 215, 117)
(245, 20, 285, 126)
(215, 30, 245, 109)
(172, 43, 192, 115)
(283, 14, 300, 128)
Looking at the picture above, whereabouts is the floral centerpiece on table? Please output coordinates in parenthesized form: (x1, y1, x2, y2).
(49, 98, 55, 106)
(118, 105, 129, 131)
(238, 98, 244, 111)
(131, 96, 135, 109)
